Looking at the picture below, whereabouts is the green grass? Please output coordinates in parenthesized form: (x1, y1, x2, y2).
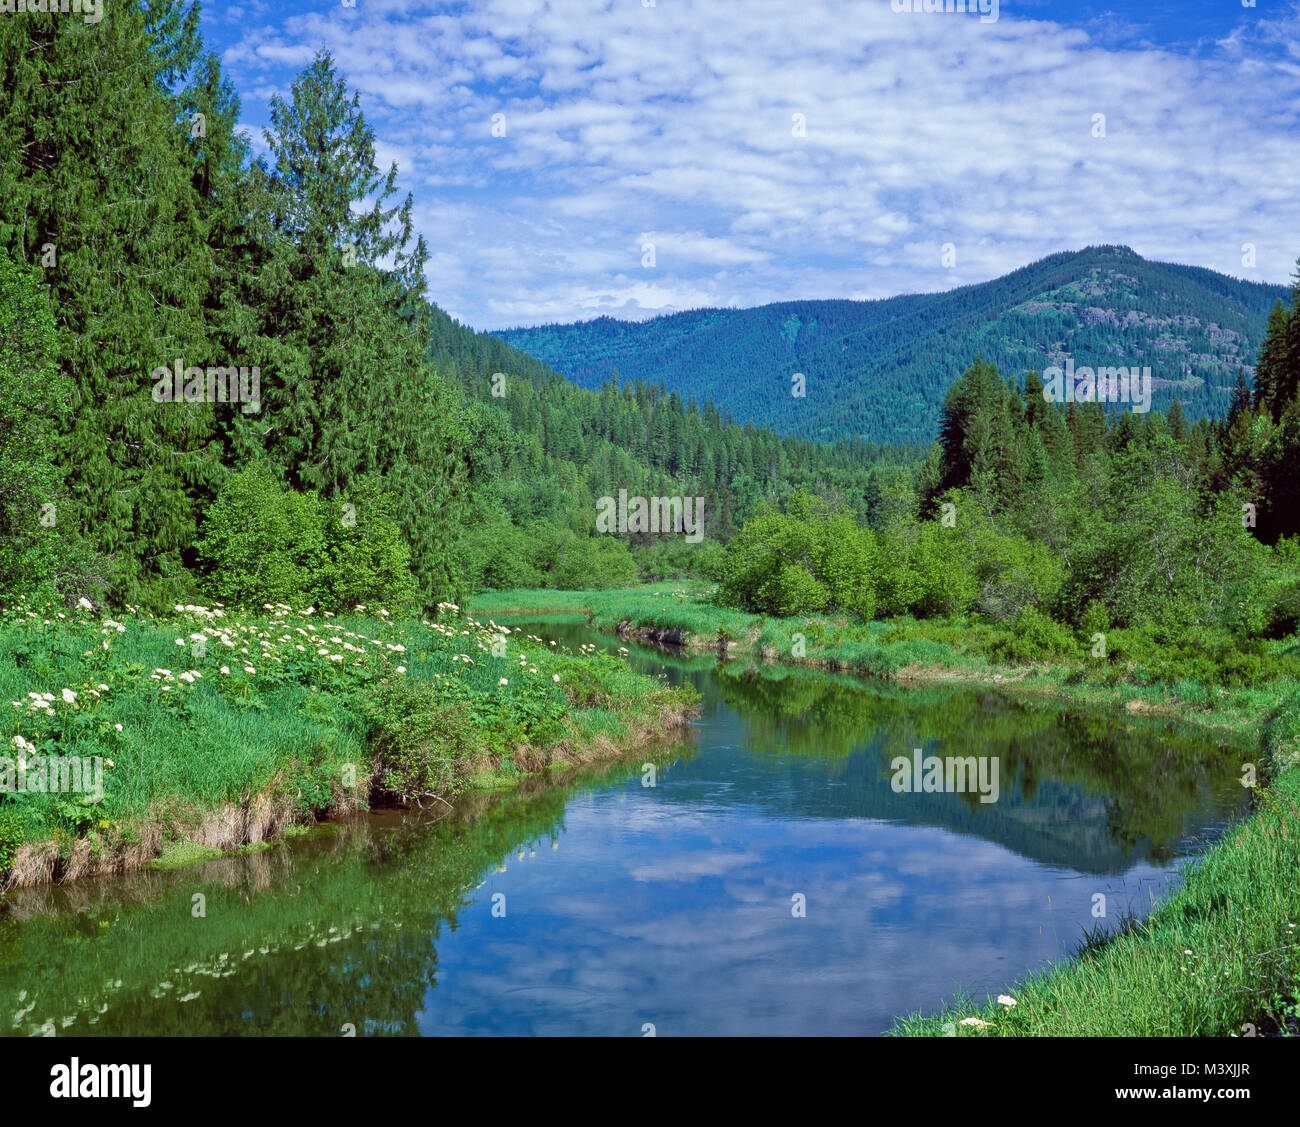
(465, 765, 524, 790)
(472, 584, 1300, 738)
(888, 691, 1300, 1037)
(151, 841, 225, 870)
(0, 599, 697, 879)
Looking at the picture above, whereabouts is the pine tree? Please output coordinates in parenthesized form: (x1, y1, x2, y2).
(0, 3, 220, 605)
(1228, 367, 1252, 425)
(0, 253, 76, 603)
(1253, 300, 1289, 414)
(224, 50, 472, 606)
(1167, 398, 1186, 441)
(1280, 261, 1300, 413)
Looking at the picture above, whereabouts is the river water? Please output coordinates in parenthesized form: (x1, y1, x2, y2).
(0, 619, 1250, 1036)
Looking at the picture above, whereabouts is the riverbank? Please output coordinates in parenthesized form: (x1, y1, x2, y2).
(473, 583, 1300, 1036)
(889, 643, 1300, 1036)
(471, 583, 1300, 741)
(1, 750, 696, 1036)
(0, 602, 698, 891)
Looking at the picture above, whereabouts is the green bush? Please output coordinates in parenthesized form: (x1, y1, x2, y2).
(317, 481, 419, 612)
(1065, 464, 1273, 634)
(1102, 625, 1282, 688)
(360, 678, 480, 802)
(1276, 536, 1300, 568)
(196, 464, 419, 611)
(875, 523, 977, 619)
(988, 605, 1076, 661)
(1078, 599, 1111, 637)
(464, 515, 644, 593)
(718, 491, 879, 617)
(969, 528, 1064, 623)
(633, 537, 725, 582)
(767, 561, 832, 615)
(459, 512, 547, 590)
(1264, 579, 1300, 640)
(195, 463, 325, 606)
(552, 535, 639, 590)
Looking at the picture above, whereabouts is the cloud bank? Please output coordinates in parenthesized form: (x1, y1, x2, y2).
(209, 0, 1300, 329)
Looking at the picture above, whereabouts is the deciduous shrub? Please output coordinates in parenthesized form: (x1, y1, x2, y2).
(317, 481, 419, 612)
(360, 678, 479, 802)
(718, 491, 879, 616)
(195, 464, 419, 611)
(875, 523, 977, 619)
(552, 535, 639, 590)
(1263, 580, 1300, 639)
(987, 605, 1076, 661)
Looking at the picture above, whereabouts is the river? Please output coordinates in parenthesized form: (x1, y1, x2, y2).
(0, 618, 1251, 1036)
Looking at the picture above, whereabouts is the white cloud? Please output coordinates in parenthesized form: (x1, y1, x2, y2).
(211, 0, 1300, 329)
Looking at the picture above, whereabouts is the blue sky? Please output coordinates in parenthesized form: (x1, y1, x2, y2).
(200, 0, 1300, 330)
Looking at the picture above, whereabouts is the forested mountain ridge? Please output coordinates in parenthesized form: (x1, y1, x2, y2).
(2, 3, 1295, 615)
(496, 246, 1287, 446)
(424, 300, 922, 588)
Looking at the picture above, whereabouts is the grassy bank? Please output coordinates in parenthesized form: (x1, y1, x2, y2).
(471, 583, 1300, 737)
(0, 748, 695, 1036)
(0, 601, 697, 890)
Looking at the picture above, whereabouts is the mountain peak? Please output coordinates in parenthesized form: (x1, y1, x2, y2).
(496, 250, 1287, 446)
(1080, 244, 1141, 258)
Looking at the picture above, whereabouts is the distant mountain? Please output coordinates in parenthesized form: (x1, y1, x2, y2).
(495, 246, 1289, 445)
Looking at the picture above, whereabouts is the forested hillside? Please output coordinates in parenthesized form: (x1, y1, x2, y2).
(2, 2, 1296, 620)
(497, 246, 1287, 445)
(0, 2, 908, 612)
(427, 306, 919, 588)
(714, 303, 1300, 639)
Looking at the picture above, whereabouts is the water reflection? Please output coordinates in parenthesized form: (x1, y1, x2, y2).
(0, 620, 1250, 1036)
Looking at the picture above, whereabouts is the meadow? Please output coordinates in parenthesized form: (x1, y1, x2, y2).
(0, 599, 697, 888)
(471, 583, 1300, 736)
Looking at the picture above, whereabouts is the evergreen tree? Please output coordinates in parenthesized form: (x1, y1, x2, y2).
(1228, 368, 1252, 425)
(1253, 300, 1289, 414)
(224, 50, 471, 606)
(1167, 398, 1186, 441)
(0, 2, 219, 604)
